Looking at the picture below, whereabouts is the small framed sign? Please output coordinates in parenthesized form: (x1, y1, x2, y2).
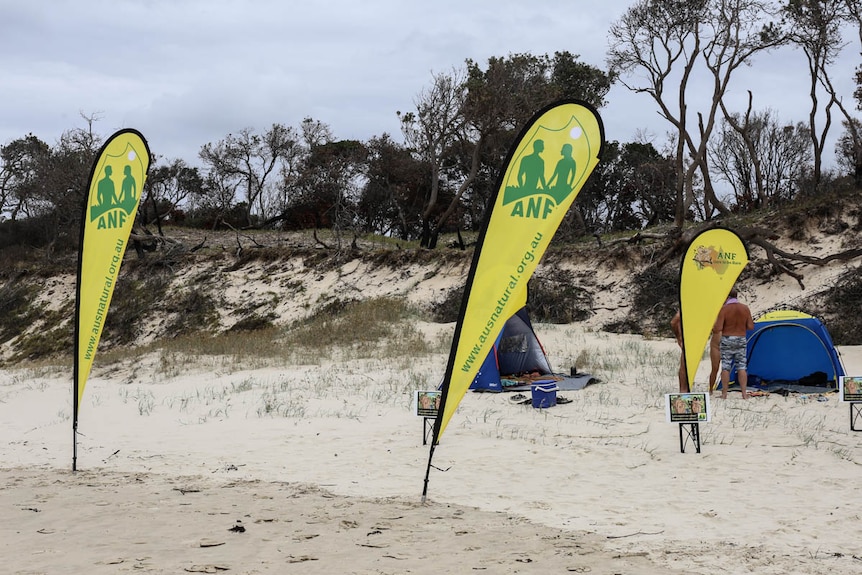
(665, 393, 710, 423)
(839, 376, 862, 403)
(415, 390, 441, 417)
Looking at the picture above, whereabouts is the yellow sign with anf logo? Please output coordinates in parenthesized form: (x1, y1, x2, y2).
(75, 129, 151, 413)
(434, 101, 604, 442)
(678, 227, 749, 391)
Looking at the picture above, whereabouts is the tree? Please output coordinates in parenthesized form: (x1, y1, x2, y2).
(710, 110, 812, 208)
(842, 0, 862, 108)
(459, 52, 612, 234)
(289, 139, 368, 247)
(575, 140, 676, 234)
(39, 121, 104, 249)
(836, 118, 862, 184)
(702, 0, 785, 208)
(608, 0, 784, 226)
(783, 0, 854, 190)
(358, 134, 428, 239)
(142, 158, 203, 227)
(188, 170, 242, 229)
(838, 0, 862, 186)
(609, 0, 708, 226)
(401, 53, 613, 248)
(398, 69, 468, 248)
(624, 141, 678, 228)
(0, 134, 51, 222)
(0, 115, 104, 251)
(199, 124, 300, 227)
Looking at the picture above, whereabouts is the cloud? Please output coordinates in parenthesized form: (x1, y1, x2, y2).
(0, 0, 857, 173)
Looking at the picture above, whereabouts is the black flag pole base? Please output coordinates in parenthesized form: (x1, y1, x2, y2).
(678, 422, 701, 453)
(850, 404, 862, 432)
(421, 443, 437, 504)
(72, 421, 78, 472)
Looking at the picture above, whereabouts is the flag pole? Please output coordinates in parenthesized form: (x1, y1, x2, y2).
(72, 151, 89, 473)
(421, 443, 436, 503)
(421, 381, 448, 502)
(72, 421, 78, 471)
(72, 353, 79, 471)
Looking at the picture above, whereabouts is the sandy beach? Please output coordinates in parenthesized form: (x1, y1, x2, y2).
(2, 321, 861, 574)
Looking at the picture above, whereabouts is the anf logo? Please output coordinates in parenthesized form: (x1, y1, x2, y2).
(89, 155, 140, 229)
(693, 244, 741, 274)
(502, 121, 585, 220)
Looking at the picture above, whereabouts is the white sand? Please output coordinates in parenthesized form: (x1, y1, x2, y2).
(2, 321, 861, 574)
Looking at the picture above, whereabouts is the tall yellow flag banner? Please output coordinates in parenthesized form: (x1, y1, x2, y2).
(73, 129, 150, 469)
(678, 227, 749, 391)
(421, 100, 603, 499)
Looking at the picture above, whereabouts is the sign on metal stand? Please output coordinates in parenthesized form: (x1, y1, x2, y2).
(679, 422, 701, 453)
(666, 393, 709, 453)
(840, 376, 862, 431)
(850, 405, 862, 432)
(415, 390, 442, 445)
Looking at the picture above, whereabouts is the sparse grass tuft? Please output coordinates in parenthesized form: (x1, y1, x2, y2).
(228, 313, 276, 332)
(529, 270, 594, 323)
(0, 278, 40, 344)
(429, 287, 464, 323)
(104, 272, 173, 345)
(164, 288, 220, 336)
(282, 297, 430, 359)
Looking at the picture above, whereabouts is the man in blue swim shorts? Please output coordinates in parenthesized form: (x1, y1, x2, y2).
(714, 286, 754, 399)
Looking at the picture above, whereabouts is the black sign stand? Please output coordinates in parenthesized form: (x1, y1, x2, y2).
(679, 422, 701, 453)
(423, 417, 435, 445)
(850, 404, 862, 432)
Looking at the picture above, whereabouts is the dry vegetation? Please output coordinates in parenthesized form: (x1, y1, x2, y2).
(1, 186, 861, 366)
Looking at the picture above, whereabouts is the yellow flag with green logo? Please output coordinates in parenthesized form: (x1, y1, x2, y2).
(74, 129, 150, 422)
(432, 100, 604, 444)
(678, 227, 749, 391)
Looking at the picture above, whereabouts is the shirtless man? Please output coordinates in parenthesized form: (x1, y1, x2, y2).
(708, 294, 737, 394)
(714, 287, 755, 399)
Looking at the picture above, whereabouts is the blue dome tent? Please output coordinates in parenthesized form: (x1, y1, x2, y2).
(723, 309, 845, 393)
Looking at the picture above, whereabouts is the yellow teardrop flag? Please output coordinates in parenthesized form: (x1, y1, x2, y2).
(679, 227, 749, 391)
(434, 100, 604, 442)
(74, 129, 151, 414)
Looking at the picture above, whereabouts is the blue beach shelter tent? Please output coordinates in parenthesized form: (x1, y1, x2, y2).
(469, 307, 553, 392)
(726, 309, 845, 392)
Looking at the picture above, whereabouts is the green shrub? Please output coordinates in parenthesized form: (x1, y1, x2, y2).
(0, 278, 39, 344)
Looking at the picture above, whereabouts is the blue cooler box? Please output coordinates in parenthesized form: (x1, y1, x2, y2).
(530, 382, 558, 408)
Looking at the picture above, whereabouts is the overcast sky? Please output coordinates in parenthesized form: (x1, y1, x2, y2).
(1, 0, 858, 167)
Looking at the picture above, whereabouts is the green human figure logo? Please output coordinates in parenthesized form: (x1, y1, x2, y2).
(517, 139, 547, 192)
(504, 138, 579, 219)
(120, 165, 138, 213)
(96, 165, 117, 208)
(499, 109, 596, 220)
(121, 164, 137, 207)
(546, 143, 576, 205)
(90, 162, 138, 228)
